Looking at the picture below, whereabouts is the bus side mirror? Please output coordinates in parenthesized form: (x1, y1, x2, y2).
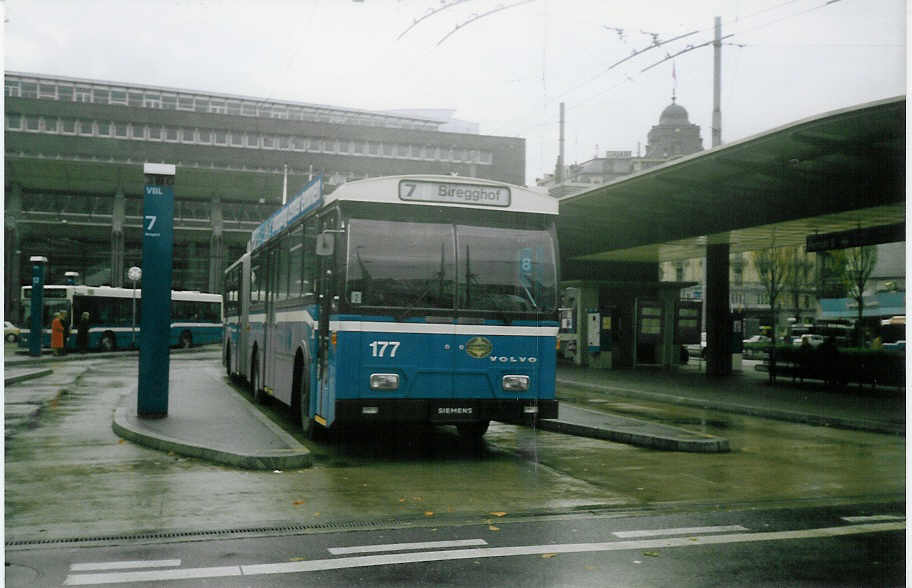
(316, 232, 335, 256)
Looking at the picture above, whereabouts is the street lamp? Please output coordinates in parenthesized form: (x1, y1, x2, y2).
(128, 266, 142, 347)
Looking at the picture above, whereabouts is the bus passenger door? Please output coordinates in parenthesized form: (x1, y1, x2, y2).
(315, 213, 339, 423)
(264, 246, 278, 394)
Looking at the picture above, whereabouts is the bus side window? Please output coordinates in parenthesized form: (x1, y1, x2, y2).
(288, 225, 303, 300)
(276, 237, 289, 302)
(250, 253, 263, 307)
(302, 218, 318, 303)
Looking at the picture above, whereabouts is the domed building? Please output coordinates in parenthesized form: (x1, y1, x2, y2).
(537, 97, 705, 197)
(644, 98, 704, 159)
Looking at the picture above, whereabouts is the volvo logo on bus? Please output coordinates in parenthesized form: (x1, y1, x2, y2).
(465, 336, 493, 359)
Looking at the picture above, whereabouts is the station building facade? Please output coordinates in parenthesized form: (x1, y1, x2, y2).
(4, 72, 525, 320)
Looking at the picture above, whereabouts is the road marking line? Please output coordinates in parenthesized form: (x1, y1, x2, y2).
(328, 539, 488, 555)
(613, 525, 748, 538)
(841, 515, 905, 523)
(69, 560, 181, 572)
(63, 522, 905, 585)
(64, 566, 241, 586)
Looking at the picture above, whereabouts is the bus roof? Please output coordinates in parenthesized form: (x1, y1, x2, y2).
(325, 175, 558, 216)
(23, 284, 221, 301)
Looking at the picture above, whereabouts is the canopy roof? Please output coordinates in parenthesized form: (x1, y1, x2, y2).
(558, 97, 905, 266)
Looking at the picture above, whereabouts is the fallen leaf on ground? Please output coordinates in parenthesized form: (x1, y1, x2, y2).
(541, 553, 556, 559)
(489, 512, 507, 517)
(643, 551, 660, 557)
(488, 525, 500, 531)
(292, 500, 305, 506)
(424, 511, 434, 517)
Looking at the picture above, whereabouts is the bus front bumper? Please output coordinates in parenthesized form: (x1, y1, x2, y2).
(335, 398, 558, 425)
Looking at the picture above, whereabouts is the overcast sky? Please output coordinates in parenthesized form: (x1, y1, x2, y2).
(4, 0, 906, 185)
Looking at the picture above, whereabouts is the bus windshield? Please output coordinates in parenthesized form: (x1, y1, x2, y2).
(345, 218, 556, 314)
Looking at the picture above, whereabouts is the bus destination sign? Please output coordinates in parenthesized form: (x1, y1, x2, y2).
(250, 177, 323, 251)
(399, 180, 510, 207)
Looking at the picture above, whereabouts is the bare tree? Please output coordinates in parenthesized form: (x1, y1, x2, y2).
(843, 245, 878, 346)
(783, 246, 815, 323)
(752, 235, 790, 383)
(753, 241, 789, 343)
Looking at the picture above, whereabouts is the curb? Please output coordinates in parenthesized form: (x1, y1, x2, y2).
(539, 417, 731, 453)
(557, 377, 905, 436)
(4, 369, 53, 386)
(7, 344, 219, 367)
(112, 406, 312, 471)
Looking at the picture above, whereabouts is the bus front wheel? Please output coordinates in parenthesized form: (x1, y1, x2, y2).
(295, 363, 322, 441)
(101, 333, 116, 352)
(457, 420, 489, 442)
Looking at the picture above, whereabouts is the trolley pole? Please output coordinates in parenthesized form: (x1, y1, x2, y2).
(28, 256, 48, 357)
(138, 163, 175, 418)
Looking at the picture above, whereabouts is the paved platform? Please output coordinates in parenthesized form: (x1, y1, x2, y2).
(540, 403, 730, 452)
(556, 362, 905, 436)
(4, 367, 54, 386)
(112, 367, 312, 471)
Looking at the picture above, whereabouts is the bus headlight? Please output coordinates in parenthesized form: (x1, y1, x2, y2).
(370, 373, 399, 390)
(502, 375, 530, 392)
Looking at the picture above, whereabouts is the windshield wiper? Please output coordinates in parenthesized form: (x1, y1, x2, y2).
(398, 245, 447, 321)
(520, 282, 538, 310)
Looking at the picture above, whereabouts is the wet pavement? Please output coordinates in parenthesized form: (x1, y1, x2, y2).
(3, 346, 905, 545)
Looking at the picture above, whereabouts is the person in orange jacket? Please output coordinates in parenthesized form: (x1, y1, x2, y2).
(51, 311, 66, 355)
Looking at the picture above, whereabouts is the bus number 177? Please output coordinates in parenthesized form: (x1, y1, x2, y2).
(369, 341, 400, 358)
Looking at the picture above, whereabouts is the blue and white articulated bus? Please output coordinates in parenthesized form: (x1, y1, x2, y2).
(224, 175, 559, 440)
(19, 285, 222, 351)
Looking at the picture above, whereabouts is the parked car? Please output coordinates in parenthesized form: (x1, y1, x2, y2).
(685, 332, 707, 360)
(883, 340, 905, 351)
(743, 335, 770, 345)
(5, 321, 20, 343)
(797, 334, 825, 348)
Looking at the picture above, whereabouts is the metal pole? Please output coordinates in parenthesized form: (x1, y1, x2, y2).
(28, 256, 48, 357)
(557, 102, 565, 184)
(128, 266, 141, 348)
(712, 16, 722, 148)
(132, 279, 137, 347)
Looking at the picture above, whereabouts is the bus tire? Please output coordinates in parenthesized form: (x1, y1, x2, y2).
(457, 420, 489, 441)
(180, 331, 192, 349)
(250, 352, 266, 404)
(101, 332, 116, 352)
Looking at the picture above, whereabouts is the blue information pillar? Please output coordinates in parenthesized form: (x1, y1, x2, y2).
(28, 256, 48, 357)
(138, 163, 175, 417)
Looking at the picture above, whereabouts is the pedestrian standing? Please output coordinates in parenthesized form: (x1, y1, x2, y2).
(61, 311, 70, 355)
(77, 312, 91, 353)
(51, 312, 65, 356)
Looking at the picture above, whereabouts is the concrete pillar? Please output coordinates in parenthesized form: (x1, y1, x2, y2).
(705, 243, 731, 376)
(208, 196, 224, 294)
(111, 189, 125, 287)
(5, 183, 23, 322)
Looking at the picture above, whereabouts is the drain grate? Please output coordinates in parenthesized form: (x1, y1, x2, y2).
(6, 504, 631, 548)
(5, 517, 411, 547)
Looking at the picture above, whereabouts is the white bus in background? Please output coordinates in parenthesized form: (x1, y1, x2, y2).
(19, 285, 222, 351)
